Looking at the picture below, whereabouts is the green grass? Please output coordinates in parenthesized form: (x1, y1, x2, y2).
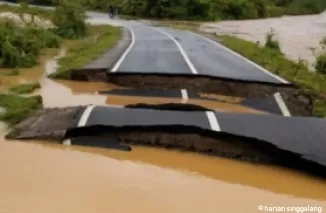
(1, 69, 20, 76)
(0, 94, 42, 126)
(49, 25, 122, 79)
(9, 82, 41, 94)
(216, 35, 326, 117)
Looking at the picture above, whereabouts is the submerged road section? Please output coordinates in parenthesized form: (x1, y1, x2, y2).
(74, 105, 326, 168)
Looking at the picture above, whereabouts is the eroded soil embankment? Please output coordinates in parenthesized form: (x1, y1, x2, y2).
(68, 70, 313, 116)
(65, 126, 326, 178)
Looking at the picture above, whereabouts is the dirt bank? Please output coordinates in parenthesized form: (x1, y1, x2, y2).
(66, 71, 313, 116)
(66, 127, 326, 178)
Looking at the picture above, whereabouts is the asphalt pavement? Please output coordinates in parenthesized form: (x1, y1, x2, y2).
(0, 1, 289, 83)
(76, 105, 326, 167)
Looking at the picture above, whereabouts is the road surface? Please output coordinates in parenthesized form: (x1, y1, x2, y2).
(75, 105, 326, 168)
(0, 1, 288, 83)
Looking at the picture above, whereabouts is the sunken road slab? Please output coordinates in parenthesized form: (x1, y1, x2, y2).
(214, 112, 326, 166)
(86, 106, 213, 130)
(76, 105, 326, 167)
(98, 88, 288, 116)
(5, 104, 326, 176)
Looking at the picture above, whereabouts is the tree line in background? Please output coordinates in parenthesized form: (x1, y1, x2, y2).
(1, 0, 87, 68)
(5, 0, 326, 20)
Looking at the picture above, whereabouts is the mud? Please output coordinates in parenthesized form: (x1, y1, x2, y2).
(105, 94, 267, 114)
(125, 103, 214, 111)
(66, 71, 312, 116)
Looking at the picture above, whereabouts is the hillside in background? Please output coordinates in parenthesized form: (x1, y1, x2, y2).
(4, 0, 326, 20)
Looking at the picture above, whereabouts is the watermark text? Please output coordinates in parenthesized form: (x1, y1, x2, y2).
(258, 205, 323, 213)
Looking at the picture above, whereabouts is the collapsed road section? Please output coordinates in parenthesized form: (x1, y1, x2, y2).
(60, 23, 313, 117)
(6, 104, 326, 178)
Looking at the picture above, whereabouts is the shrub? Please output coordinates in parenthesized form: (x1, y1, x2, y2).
(0, 20, 41, 67)
(52, 0, 88, 39)
(315, 54, 326, 75)
(0, 19, 61, 68)
(265, 29, 282, 53)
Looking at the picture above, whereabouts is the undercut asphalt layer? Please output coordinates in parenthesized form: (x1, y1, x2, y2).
(5, 104, 326, 178)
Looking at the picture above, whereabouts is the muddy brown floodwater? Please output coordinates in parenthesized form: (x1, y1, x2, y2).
(0, 138, 325, 213)
(0, 51, 325, 212)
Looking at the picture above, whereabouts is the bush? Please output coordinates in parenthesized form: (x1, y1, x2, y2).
(285, 0, 326, 15)
(315, 54, 326, 75)
(265, 29, 282, 53)
(0, 20, 61, 68)
(52, 0, 88, 39)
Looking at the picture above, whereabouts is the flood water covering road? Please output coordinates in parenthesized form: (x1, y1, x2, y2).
(0, 3, 325, 212)
(0, 140, 325, 213)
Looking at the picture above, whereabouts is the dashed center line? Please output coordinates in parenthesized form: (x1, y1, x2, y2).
(77, 105, 96, 127)
(151, 27, 198, 75)
(181, 89, 188, 103)
(274, 92, 291, 117)
(205, 111, 221, 131)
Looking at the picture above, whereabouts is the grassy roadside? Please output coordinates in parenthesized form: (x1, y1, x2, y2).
(0, 94, 42, 126)
(8, 82, 40, 94)
(216, 35, 326, 117)
(49, 25, 121, 79)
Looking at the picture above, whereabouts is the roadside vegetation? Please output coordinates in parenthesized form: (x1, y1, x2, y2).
(0, 94, 42, 126)
(49, 25, 121, 79)
(0, 0, 121, 126)
(216, 35, 326, 117)
(315, 37, 326, 75)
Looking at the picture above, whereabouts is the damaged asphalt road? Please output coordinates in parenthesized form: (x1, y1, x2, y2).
(2, 1, 325, 179)
(109, 23, 289, 84)
(6, 104, 326, 178)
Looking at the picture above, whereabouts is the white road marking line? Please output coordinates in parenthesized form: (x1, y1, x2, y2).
(151, 27, 198, 75)
(111, 27, 135, 72)
(63, 139, 71, 146)
(274, 92, 291, 117)
(181, 89, 188, 103)
(77, 105, 96, 127)
(188, 32, 289, 84)
(205, 111, 221, 131)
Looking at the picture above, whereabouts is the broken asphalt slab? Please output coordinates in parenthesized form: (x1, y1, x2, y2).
(99, 88, 290, 116)
(5, 104, 326, 178)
